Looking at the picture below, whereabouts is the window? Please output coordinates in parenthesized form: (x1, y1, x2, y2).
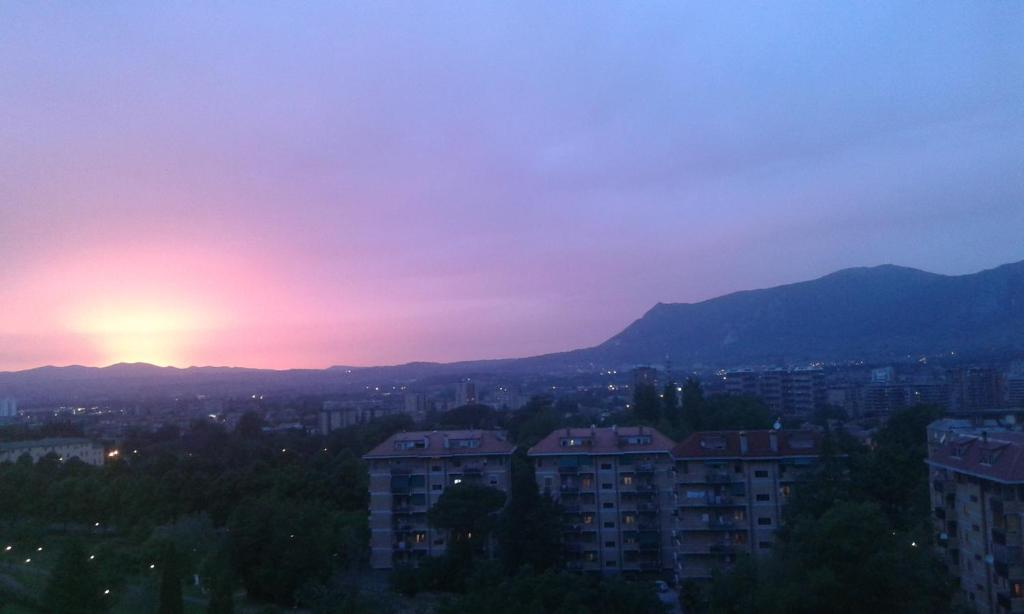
(432, 484, 442, 491)
(623, 514, 636, 525)
(581, 478, 593, 489)
(605, 560, 617, 567)
(583, 514, 594, 525)
(605, 541, 616, 548)
(601, 463, 612, 470)
(780, 485, 791, 497)
(560, 438, 591, 447)
(603, 502, 615, 509)
(679, 461, 688, 474)
(431, 465, 442, 472)
(604, 521, 615, 528)
(756, 494, 770, 502)
(754, 470, 769, 478)
(602, 483, 613, 490)
(394, 439, 426, 450)
(1013, 583, 1023, 598)
(734, 463, 742, 474)
(759, 541, 772, 549)
(621, 475, 634, 486)
(758, 517, 772, 526)
(544, 477, 552, 491)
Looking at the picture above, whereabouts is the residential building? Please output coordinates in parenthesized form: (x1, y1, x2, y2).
(528, 426, 677, 576)
(672, 430, 823, 582)
(927, 426, 1024, 613)
(455, 382, 477, 407)
(723, 369, 825, 417)
(363, 430, 516, 569)
(319, 402, 400, 435)
(0, 397, 16, 419)
(0, 438, 106, 466)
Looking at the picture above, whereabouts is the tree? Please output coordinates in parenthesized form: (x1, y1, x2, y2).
(428, 484, 507, 561)
(499, 450, 563, 573)
(43, 539, 106, 614)
(206, 571, 234, 614)
(158, 542, 184, 614)
(681, 378, 705, 430)
(633, 382, 661, 423)
(662, 382, 680, 427)
(235, 411, 264, 439)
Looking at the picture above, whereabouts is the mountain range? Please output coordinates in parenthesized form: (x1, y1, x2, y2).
(2, 260, 1023, 401)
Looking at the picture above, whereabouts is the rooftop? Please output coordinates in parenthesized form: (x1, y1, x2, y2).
(528, 426, 675, 456)
(362, 430, 516, 459)
(672, 430, 822, 459)
(927, 429, 1024, 483)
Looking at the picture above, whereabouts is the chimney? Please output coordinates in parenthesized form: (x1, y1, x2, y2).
(769, 432, 778, 453)
(739, 431, 748, 455)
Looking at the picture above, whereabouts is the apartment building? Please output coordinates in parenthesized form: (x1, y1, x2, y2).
(363, 430, 516, 569)
(723, 369, 825, 417)
(927, 427, 1024, 613)
(672, 430, 822, 582)
(528, 426, 676, 576)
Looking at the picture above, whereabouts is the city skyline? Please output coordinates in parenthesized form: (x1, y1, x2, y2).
(2, 3, 1022, 370)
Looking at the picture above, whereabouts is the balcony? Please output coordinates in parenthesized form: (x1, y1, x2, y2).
(706, 472, 733, 484)
(707, 518, 737, 530)
(709, 543, 737, 555)
(637, 463, 656, 474)
(560, 484, 580, 495)
(559, 465, 580, 474)
(707, 494, 736, 506)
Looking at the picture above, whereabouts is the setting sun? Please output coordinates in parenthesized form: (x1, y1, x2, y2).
(67, 303, 212, 367)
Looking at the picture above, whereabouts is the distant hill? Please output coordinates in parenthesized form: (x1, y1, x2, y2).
(2, 260, 1023, 401)
(571, 260, 1024, 367)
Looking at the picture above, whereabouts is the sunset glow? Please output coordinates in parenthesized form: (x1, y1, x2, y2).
(1, 3, 1022, 372)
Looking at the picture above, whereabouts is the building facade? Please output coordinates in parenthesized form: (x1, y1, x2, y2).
(722, 369, 825, 417)
(672, 430, 823, 582)
(363, 430, 516, 569)
(528, 426, 677, 576)
(927, 426, 1024, 613)
(0, 438, 106, 466)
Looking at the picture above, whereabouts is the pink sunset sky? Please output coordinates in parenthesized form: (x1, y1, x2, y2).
(1, 3, 1022, 371)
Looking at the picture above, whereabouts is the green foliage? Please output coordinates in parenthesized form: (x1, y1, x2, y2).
(633, 382, 661, 423)
(157, 542, 184, 614)
(227, 494, 366, 605)
(43, 538, 107, 614)
(499, 450, 563, 574)
(437, 568, 667, 614)
(428, 483, 506, 560)
(504, 396, 563, 447)
(709, 405, 954, 614)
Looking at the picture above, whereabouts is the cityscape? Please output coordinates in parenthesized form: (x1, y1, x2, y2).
(2, 3, 1023, 614)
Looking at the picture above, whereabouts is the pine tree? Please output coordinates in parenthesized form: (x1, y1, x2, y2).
(43, 539, 105, 614)
(158, 543, 184, 614)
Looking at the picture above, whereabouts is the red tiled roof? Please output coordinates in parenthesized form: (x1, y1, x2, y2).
(362, 429, 516, 459)
(527, 426, 675, 456)
(671, 430, 823, 459)
(927, 431, 1024, 483)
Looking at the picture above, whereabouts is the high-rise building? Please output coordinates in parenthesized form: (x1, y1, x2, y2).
(722, 369, 825, 416)
(319, 402, 399, 435)
(633, 367, 659, 390)
(363, 430, 516, 569)
(927, 425, 1024, 613)
(952, 367, 1005, 411)
(0, 398, 17, 419)
(528, 426, 677, 576)
(672, 430, 823, 583)
(455, 381, 477, 407)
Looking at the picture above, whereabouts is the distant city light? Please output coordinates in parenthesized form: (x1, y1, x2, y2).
(89, 554, 95, 560)
(24, 558, 30, 563)
(103, 589, 110, 595)
(4, 545, 10, 551)
(107, 450, 120, 458)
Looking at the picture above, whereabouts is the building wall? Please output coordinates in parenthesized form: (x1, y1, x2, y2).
(533, 451, 674, 575)
(368, 453, 512, 569)
(0, 440, 105, 466)
(673, 457, 811, 581)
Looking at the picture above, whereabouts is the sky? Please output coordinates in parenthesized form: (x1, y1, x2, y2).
(1, 2, 1022, 371)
